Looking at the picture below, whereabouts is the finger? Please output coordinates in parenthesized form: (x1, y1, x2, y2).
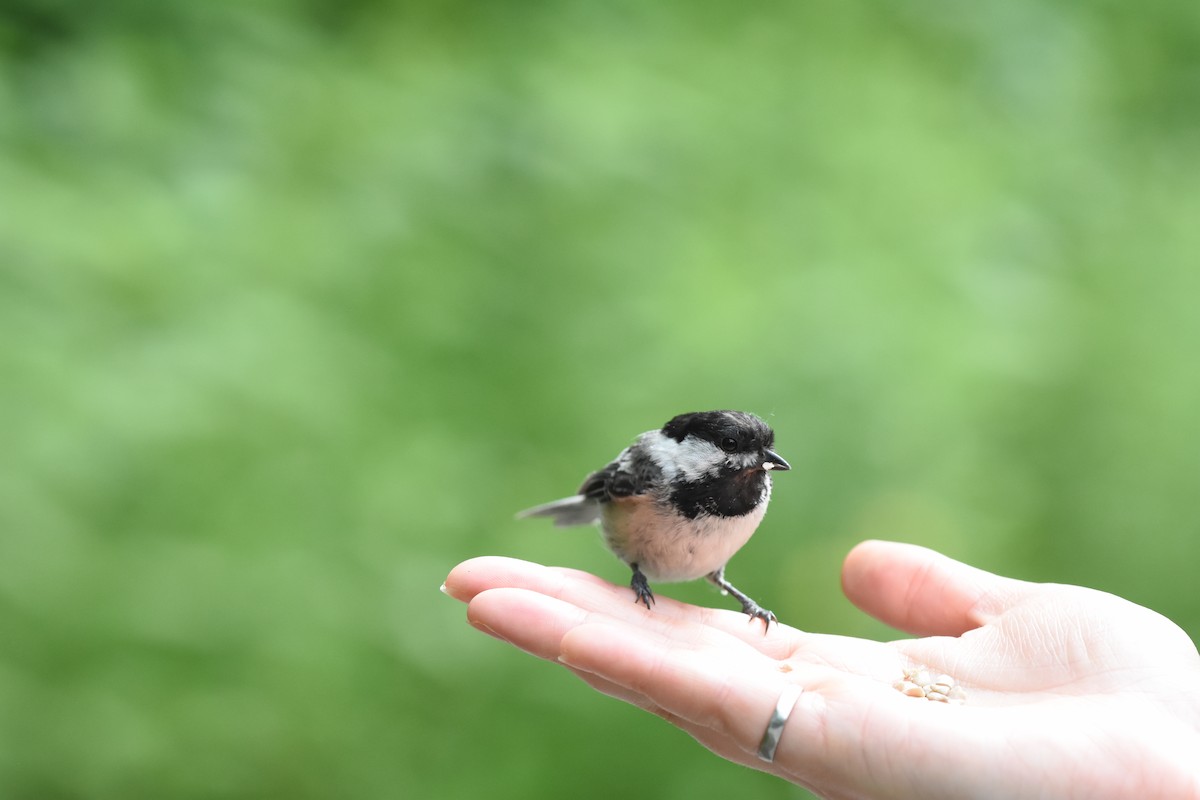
(565, 667, 776, 776)
(841, 540, 1034, 637)
(466, 588, 590, 661)
(457, 560, 716, 640)
(444, 556, 616, 603)
(558, 620, 796, 749)
(469, 591, 787, 776)
(469, 585, 824, 776)
(467, 585, 761, 722)
(447, 556, 804, 658)
(558, 620, 889, 790)
(466, 582, 792, 676)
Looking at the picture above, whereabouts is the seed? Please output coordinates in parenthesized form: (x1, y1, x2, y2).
(894, 680, 927, 697)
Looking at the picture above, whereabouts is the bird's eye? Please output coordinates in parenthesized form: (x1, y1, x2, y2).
(720, 437, 738, 453)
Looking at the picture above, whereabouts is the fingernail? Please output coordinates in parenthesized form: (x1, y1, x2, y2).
(439, 582, 449, 595)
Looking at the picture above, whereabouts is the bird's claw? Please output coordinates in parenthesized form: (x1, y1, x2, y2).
(743, 603, 777, 631)
(630, 569, 656, 610)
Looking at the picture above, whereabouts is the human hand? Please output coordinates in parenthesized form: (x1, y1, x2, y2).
(443, 541, 1200, 799)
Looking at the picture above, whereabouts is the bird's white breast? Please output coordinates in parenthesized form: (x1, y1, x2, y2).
(599, 482, 771, 583)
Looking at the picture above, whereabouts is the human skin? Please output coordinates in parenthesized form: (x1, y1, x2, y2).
(443, 540, 1200, 799)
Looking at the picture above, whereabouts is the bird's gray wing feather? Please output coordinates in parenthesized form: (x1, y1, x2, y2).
(517, 442, 663, 528)
(515, 495, 602, 527)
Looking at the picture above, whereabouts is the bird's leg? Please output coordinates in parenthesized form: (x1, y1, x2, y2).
(707, 567, 776, 628)
(630, 563, 655, 610)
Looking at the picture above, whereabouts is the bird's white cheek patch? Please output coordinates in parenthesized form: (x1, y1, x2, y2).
(644, 431, 723, 482)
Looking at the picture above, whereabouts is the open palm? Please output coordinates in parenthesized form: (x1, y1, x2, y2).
(444, 540, 1200, 799)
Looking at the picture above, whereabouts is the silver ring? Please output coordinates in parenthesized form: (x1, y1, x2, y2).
(756, 684, 804, 763)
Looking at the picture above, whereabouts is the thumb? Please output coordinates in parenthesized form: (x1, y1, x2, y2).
(841, 540, 1032, 637)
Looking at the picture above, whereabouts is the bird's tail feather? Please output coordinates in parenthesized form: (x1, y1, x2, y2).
(515, 495, 600, 527)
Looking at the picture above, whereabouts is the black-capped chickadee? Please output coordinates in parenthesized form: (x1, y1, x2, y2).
(518, 410, 790, 626)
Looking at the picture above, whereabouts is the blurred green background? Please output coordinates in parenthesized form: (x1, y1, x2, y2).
(2, 1, 1199, 798)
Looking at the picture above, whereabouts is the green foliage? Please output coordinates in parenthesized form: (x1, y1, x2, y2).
(2, 1, 1199, 798)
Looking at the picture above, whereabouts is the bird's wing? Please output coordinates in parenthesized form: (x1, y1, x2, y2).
(577, 446, 662, 502)
(517, 441, 663, 527)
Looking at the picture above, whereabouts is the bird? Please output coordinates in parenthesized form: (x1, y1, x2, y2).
(517, 410, 790, 626)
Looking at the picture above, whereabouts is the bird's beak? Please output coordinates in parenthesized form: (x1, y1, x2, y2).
(761, 450, 791, 471)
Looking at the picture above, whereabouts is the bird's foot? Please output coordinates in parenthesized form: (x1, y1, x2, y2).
(630, 565, 655, 610)
(740, 601, 777, 629)
(707, 569, 775, 632)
